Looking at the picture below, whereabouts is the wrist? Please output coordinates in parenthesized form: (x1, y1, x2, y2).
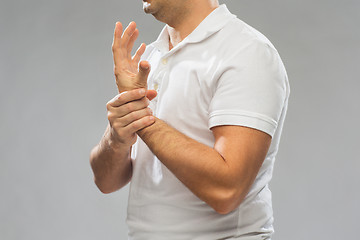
(116, 82, 148, 94)
(104, 128, 132, 153)
(137, 117, 160, 139)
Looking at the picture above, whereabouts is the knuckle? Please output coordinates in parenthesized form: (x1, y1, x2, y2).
(106, 102, 112, 111)
(114, 73, 121, 80)
(140, 118, 150, 128)
(146, 108, 152, 115)
(141, 98, 149, 107)
(112, 46, 118, 54)
(144, 116, 152, 123)
(113, 67, 119, 76)
(107, 112, 114, 122)
(117, 93, 124, 102)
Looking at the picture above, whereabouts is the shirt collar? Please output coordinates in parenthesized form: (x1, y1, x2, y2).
(150, 4, 236, 53)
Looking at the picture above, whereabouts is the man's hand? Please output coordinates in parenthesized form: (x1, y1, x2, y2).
(106, 88, 155, 149)
(112, 21, 151, 93)
(89, 88, 156, 195)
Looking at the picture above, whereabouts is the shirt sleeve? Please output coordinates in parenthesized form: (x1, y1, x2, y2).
(208, 40, 288, 137)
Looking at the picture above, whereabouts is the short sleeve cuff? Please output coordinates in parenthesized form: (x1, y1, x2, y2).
(208, 110, 278, 137)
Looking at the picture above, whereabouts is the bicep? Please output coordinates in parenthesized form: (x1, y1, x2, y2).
(211, 125, 271, 197)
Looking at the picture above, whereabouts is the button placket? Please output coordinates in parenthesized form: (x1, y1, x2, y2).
(149, 52, 173, 116)
(153, 69, 165, 92)
(153, 56, 169, 92)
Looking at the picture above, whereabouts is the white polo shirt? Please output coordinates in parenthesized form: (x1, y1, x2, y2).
(127, 5, 290, 240)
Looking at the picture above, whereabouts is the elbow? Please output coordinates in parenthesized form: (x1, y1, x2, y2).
(97, 186, 114, 195)
(212, 201, 238, 215)
(89, 148, 117, 194)
(94, 177, 117, 194)
(213, 206, 233, 215)
(93, 173, 130, 194)
(209, 188, 245, 215)
(100, 189, 114, 194)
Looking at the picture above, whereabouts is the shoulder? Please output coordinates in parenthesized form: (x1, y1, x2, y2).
(216, 18, 279, 59)
(212, 18, 289, 99)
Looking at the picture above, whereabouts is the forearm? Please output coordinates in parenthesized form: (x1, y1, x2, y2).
(137, 118, 245, 214)
(90, 124, 133, 193)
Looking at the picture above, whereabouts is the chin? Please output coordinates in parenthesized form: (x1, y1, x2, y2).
(143, 2, 153, 13)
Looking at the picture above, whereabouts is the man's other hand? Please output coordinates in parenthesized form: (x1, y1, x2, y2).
(112, 21, 151, 93)
(106, 88, 156, 148)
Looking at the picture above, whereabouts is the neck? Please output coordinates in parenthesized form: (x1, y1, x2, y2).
(167, 1, 219, 50)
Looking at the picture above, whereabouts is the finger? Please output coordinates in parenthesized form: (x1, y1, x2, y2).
(127, 28, 139, 58)
(133, 43, 146, 64)
(120, 22, 136, 50)
(136, 61, 151, 86)
(108, 97, 150, 121)
(146, 89, 157, 101)
(124, 115, 156, 133)
(117, 107, 153, 127)
(107, 88, 146, 108)
(112, 22, 123, 65)
(118, 97, 150, 116)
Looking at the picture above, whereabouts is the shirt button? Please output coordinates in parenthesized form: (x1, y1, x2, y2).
(154, 83, 159, 91)
(161, 58, 168, 65)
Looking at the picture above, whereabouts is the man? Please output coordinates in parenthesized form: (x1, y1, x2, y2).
(90, 0, 290, 239)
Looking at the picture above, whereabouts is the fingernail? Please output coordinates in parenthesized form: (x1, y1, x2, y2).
(149, 116, 155, 121)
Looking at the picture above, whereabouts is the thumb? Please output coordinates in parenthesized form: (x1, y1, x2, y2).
(137, 61, 151, 86)
(146, 89, 157, 101)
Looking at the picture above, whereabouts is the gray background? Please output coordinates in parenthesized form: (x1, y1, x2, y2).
(1, 0, 359, 239)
